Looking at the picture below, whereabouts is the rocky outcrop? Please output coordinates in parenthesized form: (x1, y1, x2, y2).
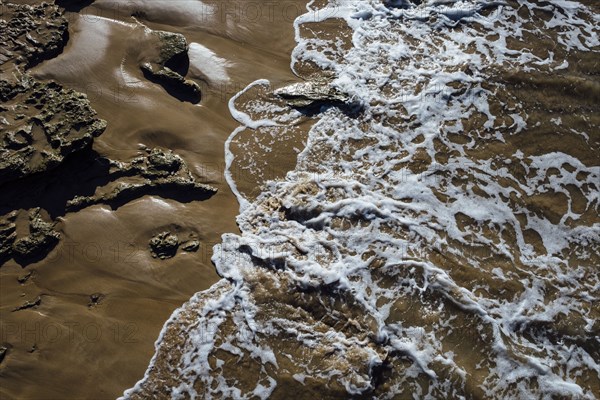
(0, 346, 8, 364)
(149, 232, 179, 259)
(180, 240, 200, 252)
(0, 208, 60, 264)
(0, 1, 69, 69)
(65, 148, 217, 212)
(11, 208, 60, 260)
(0, 75, 107, 185)
(12, 295, 42, 312)
(139, 29, 201, 103)
(0, 212, 17, 262)
(274, 80, 349, 108)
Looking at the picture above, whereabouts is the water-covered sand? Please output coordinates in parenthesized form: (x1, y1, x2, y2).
(124, 0, 600, 398)
(1, 0, 599, 399)
(1, 1, 305, 398)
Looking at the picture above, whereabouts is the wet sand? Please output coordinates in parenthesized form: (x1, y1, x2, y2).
(0, 1, 306, 398)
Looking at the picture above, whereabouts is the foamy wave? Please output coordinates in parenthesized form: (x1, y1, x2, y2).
(123, 1, 600, 398)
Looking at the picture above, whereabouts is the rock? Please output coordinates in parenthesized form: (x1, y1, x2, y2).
(0, 346, 7, 364)
(0, 2, 69, 69)
(151, 30, 188, 67)
(0, 76, 107, 185)
(149, 232, 179, 259)
(12, 295, 42, 312)
(274, 80, 350, 108)
(140, 63, 201, 103)
(181, 240, 200, 252)
(17, 271, 32, 284)
(147, 146, 183, 174)
(12, 208, 60, 259)
(0, 213, 17, 262)
(65, 148, 217, 212)
(88, 293, 104, 307)
(139, 28, 201, 103)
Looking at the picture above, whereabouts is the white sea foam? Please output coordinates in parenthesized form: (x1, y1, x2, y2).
(124, 0, 600, 398)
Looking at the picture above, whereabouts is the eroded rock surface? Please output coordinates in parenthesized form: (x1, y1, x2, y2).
(66, 148, 217, 212)
(139, 29, 201, 103)
(149, 231, 179, 259)
(12, 208, 60, 259)
(0, 212, 17, 262)
(0, 1, 68, 69)
(0, 75, 107, 185)
(1, 208, 60, 264)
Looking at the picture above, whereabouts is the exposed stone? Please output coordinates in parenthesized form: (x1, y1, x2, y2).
(138, 28, 201, 103)
(17, 271, 32, 284)
(0, 75, 107, 185)
(149, 232, 179, 259)
(12, 295, 42, 312)
(140, 63, 201, 103)
(0, 346, 7, 364)
(0, 1, 69, 70)
(12, 208, 60, 259)
(274, 80, 350, 108)
(146, 146, 183, 174)
(88, 293, 104, 307)
(65, 148, 217, 212)
(151, 30, 188, 67)
(181, 240, 200, 252)
(0, 212, 17, 261)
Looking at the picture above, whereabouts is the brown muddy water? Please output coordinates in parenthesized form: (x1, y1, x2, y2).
(1, 1, 306, 399)
(2, 0, 600, 399)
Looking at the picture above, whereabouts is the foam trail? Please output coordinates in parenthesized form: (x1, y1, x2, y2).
(123, 0, 600, 398)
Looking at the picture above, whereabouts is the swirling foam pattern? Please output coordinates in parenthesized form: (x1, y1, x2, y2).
(123, 1, 600, 398)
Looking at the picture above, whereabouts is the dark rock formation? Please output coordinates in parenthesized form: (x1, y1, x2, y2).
(0, 1, 69, 69)
(12, 295, 42, 312)
(0, 212, 17, 262)
(149, 231, 179, 259)
(0, 75, 107, 185)
(65, 148, 217, 212)
(12, 208, 60, 260)
(139, 29, 201, 103)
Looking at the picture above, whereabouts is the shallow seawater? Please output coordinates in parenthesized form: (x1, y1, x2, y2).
(1, 0, 599, 399)
(122, 0, 600, 399)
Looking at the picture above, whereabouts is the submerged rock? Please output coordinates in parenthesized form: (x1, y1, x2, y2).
(149, 232, 179, 259)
